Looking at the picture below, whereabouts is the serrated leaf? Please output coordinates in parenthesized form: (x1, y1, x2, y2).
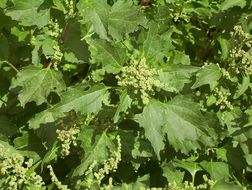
(5, 0, 50, 28)
(88, 39, 127, 73)
(142, 22, 174, 63)
(73, 129, 116, 176)
(114, 90, 132, 123)
(77, 0, 110, 40)
(200, 161, 230, 180)
(11, 65, 66, 107)
(161, 163, 185, 185)
(29, 85, 109, 129)
(192, 64, 222, 89)
(158, 65, 198, 92)
(220, 0, 246, 11)
(136, 101, 165, 160)
(108, 0, 147, 40)
(137, 96, 217, 157)
(234, 74, 250, 99)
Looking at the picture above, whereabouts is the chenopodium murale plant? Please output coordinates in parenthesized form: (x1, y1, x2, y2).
(230, 25, 252, 75)
(116, 57, 162, 104)
(0, 144, 45, 190)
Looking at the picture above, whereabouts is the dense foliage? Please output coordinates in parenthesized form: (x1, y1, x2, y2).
(0, 0, 252, 189)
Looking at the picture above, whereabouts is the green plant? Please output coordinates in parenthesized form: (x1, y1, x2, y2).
(0, 0, 252, 189)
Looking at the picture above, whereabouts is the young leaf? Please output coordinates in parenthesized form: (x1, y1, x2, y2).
(142, 22, 174, 63)
(77, 0, 110, 40)
(108, 0, 147, 40)
(158, 65, 198, 92)
(88, 39, 127, 74)
(192, 64, 222, 89)
(114, 90, 132, 123)
(234, 74, 250, 99)
(11, 65, 66, 107)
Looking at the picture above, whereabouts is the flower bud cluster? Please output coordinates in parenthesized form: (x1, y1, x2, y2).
(47, 19, 63, 70)
(221, 68, 231, 79)
(0, 144, 44, 190)
(47, 165, 70, 190)
(65, 0, 75, 18)
(56, 124, 80, 157)
(116, 58, 162, 104)
(213, 88, 233, 111)
(230, 25, 252, 74)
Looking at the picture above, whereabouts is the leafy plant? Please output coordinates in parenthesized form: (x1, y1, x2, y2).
(0, 0, 252, 189)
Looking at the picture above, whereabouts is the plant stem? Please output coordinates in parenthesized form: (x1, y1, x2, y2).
(0, 97, 7, 105)
(5, 61, 19, 73)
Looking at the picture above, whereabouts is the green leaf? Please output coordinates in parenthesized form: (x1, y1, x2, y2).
(77, 0, 110, 40)
(137, 96, 217, 157)
(142, 22, 174, 63)
(218, 37, 230, 60)
(161, 163, 185, 185)
(72, 129, 117, 176)
(11, 65, 66, 107)
(158, 65, 198, 92)
(233, 126, 252, 166)
(114, 90, 132, 123)
(5, 0, 50, 28)
(174, 161, 202, 181)
(211, 179, 244, 190)
(42, 142, 59, 168)
(0, 115, 18, 137)
(192, 64, 222, 89)
(63, 21, 89, 63)
(88, 39, 127, 73)
(136, 100, 165, 159)
(29, 85, 109, 129)
(0, 0, 7, 8)
(200, 161, 230, 180)
(234, 74, 250, 99)
(108, 0, 147, 40)
(220, 0, 246, 11)
(0, 34, 9, 61)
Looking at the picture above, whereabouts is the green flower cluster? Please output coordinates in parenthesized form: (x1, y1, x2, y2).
(230, 25, 252, 74)
(56, 125, 80, 158)
(47, 165, 70, 190)
(0, 145, 44, 190)
(213, 87, 233, 111)
(116, 58, 162, 104)
(65, 0, 75, 18)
